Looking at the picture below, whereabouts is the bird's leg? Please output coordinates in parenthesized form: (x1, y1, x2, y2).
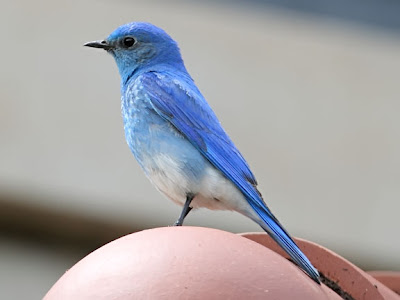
(174, 193, 194, 226)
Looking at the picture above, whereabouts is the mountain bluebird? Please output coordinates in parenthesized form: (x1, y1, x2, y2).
(85, 22, 320, 283)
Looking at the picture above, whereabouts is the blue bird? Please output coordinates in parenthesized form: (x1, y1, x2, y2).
(85, 22, 320, 283)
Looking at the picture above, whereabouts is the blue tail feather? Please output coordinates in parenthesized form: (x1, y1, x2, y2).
(248, 200, 320, 284)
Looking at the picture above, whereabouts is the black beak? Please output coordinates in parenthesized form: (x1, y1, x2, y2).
(84, 40, 112, 50)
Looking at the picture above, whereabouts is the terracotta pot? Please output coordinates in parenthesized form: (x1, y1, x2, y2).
(45, 227, 340, 300)
(241, 232, 400, 300)
(368, 271, 400, 296)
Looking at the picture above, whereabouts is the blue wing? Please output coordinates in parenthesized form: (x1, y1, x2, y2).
(140, 71, 262, 203)
(140, 71, 320, 283)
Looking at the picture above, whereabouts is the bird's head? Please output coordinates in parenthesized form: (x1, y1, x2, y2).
(85, 22, 185, 84)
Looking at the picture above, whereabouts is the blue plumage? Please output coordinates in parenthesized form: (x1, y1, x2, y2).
(85, 22, 320, 283)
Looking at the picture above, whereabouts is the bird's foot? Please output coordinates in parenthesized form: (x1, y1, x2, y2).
(173, 220, 183, 226)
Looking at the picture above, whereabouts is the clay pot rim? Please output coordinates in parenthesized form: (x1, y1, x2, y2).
(240, 232, 400, 300)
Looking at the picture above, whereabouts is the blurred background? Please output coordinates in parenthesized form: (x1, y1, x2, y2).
(1, 0, 400, 298)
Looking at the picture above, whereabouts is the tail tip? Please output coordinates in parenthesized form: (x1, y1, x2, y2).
(308, 268, 321, 284)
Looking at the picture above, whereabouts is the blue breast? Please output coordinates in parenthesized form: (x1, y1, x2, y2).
(121, 78, 207, 182)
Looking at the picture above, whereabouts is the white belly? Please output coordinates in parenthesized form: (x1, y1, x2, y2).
(146, 153, 254, 215)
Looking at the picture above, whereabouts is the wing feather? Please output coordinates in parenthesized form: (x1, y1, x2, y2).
(140, 71, 264, 208)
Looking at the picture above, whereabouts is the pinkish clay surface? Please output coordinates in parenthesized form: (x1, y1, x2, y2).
(45, 227, 338, 300)
(242, 232, 400, 300)
(368, 271, 400, 297)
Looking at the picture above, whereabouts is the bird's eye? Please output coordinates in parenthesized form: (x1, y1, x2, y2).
(121, 37, 136, 48)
